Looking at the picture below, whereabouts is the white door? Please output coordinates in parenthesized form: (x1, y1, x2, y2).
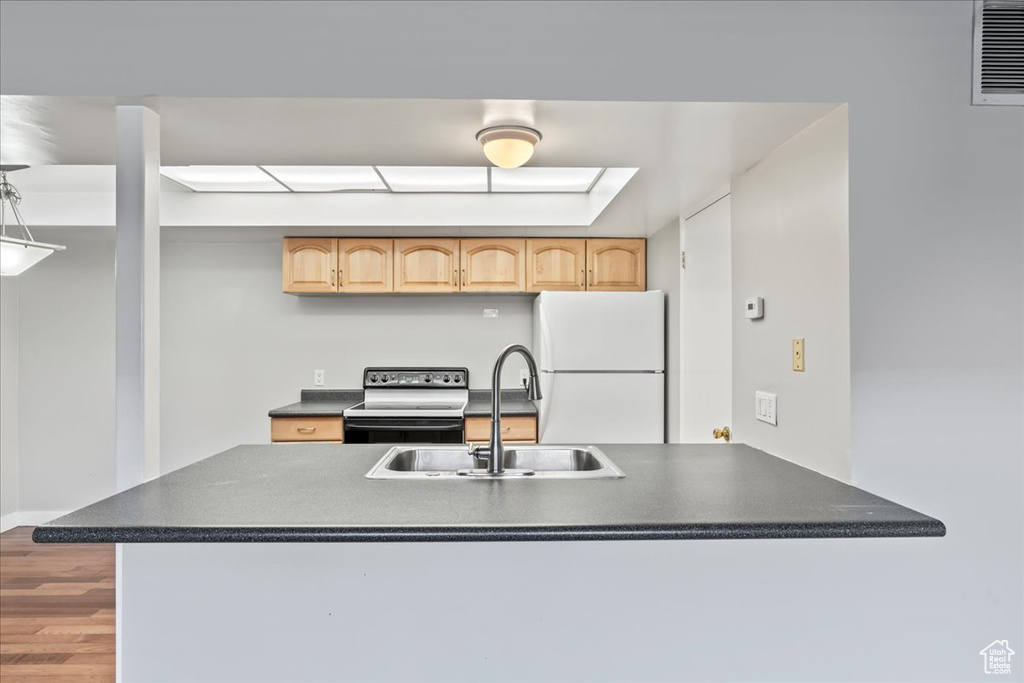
(534, 291, 665, 371)
(681, 195, 733, 443)
(538, 373, 664, 444)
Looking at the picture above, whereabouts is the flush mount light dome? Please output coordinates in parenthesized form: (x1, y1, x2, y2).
(476, 125, 542, 169)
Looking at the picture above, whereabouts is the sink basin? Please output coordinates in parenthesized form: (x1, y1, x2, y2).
(365, 445, 625, 480)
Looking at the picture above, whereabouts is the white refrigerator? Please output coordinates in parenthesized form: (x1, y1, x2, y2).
(533, 291, 665, 444)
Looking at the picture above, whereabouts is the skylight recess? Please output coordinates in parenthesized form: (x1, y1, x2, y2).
(159, 166, 615, 194)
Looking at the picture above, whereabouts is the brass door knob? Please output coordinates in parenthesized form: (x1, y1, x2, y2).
(713, 426, 731, 442)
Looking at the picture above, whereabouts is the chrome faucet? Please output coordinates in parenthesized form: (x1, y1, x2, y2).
(471, 344, 542, 474)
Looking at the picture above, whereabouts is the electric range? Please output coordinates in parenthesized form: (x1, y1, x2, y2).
(342, 367, 469, 443)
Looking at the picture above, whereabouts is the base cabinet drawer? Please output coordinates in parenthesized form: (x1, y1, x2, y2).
(271, 417, 344, 442)
(464, 416, 537, 443)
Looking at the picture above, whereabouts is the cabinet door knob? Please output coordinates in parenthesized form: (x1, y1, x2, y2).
(713, 426, 731, 442)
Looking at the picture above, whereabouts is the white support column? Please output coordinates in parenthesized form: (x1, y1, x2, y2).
(115, 106, 160, 491)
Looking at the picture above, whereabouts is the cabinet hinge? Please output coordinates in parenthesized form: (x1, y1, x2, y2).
(680, 251, 686, 269)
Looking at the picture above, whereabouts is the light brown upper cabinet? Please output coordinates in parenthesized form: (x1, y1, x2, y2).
(526, 238, 586, 292)
(337, 238, 393, 293)
(586, 238, 646, 292)
(284, 236, 647, 295)
(283, 238, 337, 293)
(460, 238, 526, 292)
(394, 238, 461, 293)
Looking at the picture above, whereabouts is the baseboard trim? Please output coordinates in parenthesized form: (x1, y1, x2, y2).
(0, 513, 18, 533)
(0, 510, 71, 532)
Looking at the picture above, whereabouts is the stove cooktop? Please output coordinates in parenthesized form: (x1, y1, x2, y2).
(344, 367, 470, 419)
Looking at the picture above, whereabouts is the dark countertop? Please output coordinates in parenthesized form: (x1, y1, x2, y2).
(268, 389, 537, 418)
(33, 443, 944, 544)
(465, 389, 538, 417)
(268, 389, 363, 417)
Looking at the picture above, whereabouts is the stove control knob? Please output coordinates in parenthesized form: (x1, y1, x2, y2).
(423, 373, 433, 383)
(442, 374, 450, 383)
(453, 375, 462, 383)
(370, 374, 379, 383)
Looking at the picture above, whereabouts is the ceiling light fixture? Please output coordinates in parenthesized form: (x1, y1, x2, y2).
(476, 125, 542, 169)
(0, 166, 66, 277)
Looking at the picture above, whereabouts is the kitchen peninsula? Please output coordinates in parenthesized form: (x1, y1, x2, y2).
(35, 442, 943, 681)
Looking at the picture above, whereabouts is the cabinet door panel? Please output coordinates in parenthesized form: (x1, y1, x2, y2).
(283, 238, 336, 293)
(394, 239, 460, 293)
(460, 238, 526, 292)
(464, 416, 537, 443)
(586, 239, 646, 291)
(526, 239, 586, 292)
(338, 238, 393, 293)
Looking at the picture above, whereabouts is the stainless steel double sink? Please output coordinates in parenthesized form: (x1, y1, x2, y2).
(365, 445, 625, 480)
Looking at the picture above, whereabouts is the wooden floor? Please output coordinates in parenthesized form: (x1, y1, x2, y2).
(0, 527, 115, 682)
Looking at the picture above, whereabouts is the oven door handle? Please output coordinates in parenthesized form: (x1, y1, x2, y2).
(343, 419, 464, 431)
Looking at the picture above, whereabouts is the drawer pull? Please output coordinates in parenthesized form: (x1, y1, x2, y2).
(297, 427, 317, 433)
(502, 426, 511, 432)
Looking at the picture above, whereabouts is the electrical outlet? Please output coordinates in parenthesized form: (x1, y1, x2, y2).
(792, 338, 805, 372)
(314, 369, 325, 386)
(755, 391, 777, 425)
(483, 309, 499, 319)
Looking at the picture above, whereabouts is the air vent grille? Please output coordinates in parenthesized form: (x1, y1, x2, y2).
(973, 0, 1024, 105)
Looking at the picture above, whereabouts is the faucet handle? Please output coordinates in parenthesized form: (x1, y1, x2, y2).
(469, 444, 492, 463)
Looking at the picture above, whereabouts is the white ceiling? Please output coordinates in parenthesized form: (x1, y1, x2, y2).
(0, 96, 840, 234)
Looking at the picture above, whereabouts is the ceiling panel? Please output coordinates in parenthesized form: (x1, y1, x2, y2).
(261, 165, 385, 192)
(491, 167, 602, 192)
(160, 166, 286, 192)
(377, 166, 488, 193)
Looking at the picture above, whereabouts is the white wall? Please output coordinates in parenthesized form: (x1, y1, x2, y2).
(646, 219, 681, 442)
(16, 228, 116, 514)
(731, 107, 851, 480)
(160, 232, 533, 473)
(0, 276, 19, 523)
(2, 2, 1021, 679)
(681, 194, 733, 444)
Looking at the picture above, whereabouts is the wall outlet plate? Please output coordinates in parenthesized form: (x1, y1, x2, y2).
(483, 309, 499, 319)
(755, 391, 777, 425)
(314, 369, 325, 386)
(792, 338, 805, 372)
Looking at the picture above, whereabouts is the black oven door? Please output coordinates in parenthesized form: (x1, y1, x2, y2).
(343, 417, 465, 444)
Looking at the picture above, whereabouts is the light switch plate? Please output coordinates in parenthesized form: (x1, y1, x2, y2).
(314, 369, 325, 386)
(792, 338, 805, 372)
(755, 391, 777, 425)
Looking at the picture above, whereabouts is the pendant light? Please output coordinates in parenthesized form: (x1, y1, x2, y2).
(0, 166, 65, 277)
(476, 125, 542, 169)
